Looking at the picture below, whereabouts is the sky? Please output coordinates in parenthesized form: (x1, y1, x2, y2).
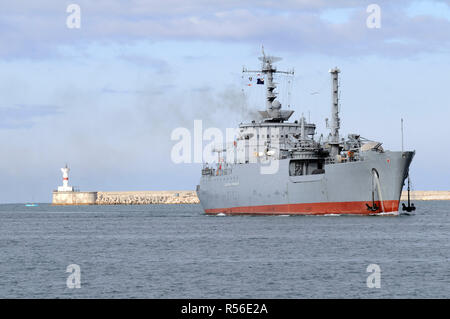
(0, 0, 449, 203)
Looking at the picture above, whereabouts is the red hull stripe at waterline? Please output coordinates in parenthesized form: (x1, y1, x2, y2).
(204, 200, 399, 215)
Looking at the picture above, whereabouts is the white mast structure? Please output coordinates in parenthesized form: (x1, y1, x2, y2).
(242, 46, 294, 122)
(57, 164, 73, 192)
(328, 67, 341, 157)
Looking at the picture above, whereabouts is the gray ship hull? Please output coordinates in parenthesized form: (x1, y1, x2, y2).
(197, 151, 414, 215)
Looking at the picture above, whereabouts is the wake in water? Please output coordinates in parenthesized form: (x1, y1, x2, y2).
(378, 211, 399, 216)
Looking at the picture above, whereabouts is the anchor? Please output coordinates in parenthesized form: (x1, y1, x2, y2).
(366, 189, 379, 211)
(402, 175, 416, 212)
(367, 169, 384, 212)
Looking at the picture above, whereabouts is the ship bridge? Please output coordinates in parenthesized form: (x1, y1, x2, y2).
(235, 116, 318, 164)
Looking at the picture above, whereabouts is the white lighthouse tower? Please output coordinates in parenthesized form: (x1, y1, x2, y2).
(57, 164, 74, 192)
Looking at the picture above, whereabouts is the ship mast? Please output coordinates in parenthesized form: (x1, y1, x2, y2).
(242, 46, 294, 122)
(329, 67, 341, 157)
(261, 46, 278, 110)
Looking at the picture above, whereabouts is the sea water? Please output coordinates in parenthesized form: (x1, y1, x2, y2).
(0, 202, 448, 298)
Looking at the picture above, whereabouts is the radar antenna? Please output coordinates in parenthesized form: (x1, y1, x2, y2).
(242, 46, 294, 122)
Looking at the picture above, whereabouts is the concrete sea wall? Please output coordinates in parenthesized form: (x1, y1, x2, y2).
(52, 191, 97, 205)
(400, 191, 450, 201)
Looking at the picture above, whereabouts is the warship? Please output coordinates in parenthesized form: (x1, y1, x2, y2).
(196, 50, 415, 215)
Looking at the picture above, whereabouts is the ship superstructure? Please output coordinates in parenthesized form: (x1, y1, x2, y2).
(197, 50, 414, 215)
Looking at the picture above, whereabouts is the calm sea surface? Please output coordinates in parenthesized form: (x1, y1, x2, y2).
(0, 201, 448, 298)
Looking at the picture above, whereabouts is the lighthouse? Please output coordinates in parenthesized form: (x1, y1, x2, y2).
(52, 164, 97, 205)
(57, 164, 74, 192)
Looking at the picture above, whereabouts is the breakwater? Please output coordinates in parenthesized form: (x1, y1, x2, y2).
(52, 191, 97, 205)
(96, 191, 199, 205)
(400, 191, 450, 201)
(52, 190, 198, 205)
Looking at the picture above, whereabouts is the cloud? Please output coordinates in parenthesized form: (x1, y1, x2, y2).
(118, 54, 171, 73)
(0, 0, 449, 59)
(0, 104, 62, 129)
(101, 87, 145, 95)
(191, 85, 212, 93)
(0, 1, 449, 203)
